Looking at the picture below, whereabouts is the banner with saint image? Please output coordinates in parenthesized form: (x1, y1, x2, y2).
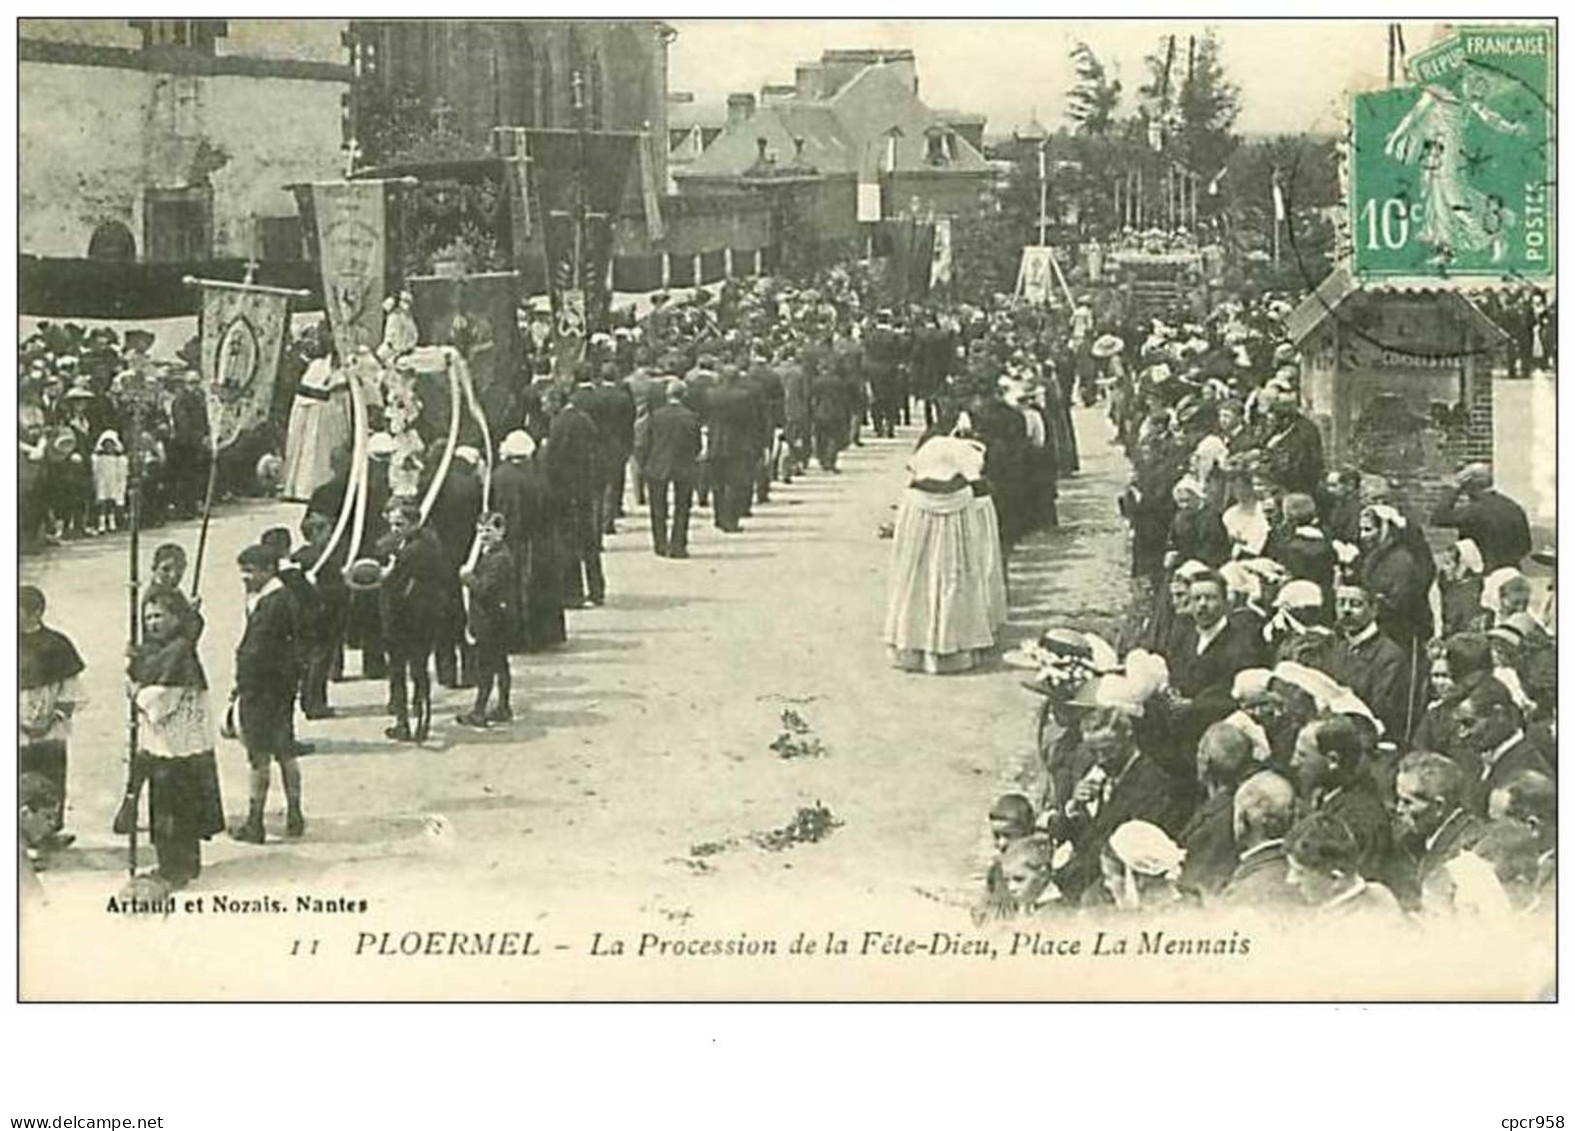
(194, 279, 293, 450)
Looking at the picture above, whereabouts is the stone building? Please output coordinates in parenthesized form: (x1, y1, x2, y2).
(19, 18, 349, 265)
(344, 20, 774, 295)
(346, 19, 673, 188)
(674, 48, 992, 246)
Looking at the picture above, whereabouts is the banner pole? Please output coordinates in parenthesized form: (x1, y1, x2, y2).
(188, 435, 221, 598)
(124, 379, 146, 878)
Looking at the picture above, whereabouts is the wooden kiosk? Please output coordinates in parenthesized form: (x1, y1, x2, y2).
(1285, 265, 1507, 511)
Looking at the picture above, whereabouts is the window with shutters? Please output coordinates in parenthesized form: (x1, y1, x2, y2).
(144, 187, 212, 262)
(129, 20, 227, 54)
(258, 216, 305, 262)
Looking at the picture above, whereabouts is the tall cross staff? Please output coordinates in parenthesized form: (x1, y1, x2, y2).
(571, 68, 588, 287)
(117, 359, 163, 877)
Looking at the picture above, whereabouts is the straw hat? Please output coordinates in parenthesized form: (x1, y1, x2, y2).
(1091, 333, 1124, 359)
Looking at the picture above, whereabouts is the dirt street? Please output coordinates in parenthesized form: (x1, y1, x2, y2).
(23, 407, 1134, 995)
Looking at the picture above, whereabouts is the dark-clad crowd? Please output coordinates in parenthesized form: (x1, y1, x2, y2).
(16, 269, 1557, 932)
(982, 293, 1555, 928)
(18, 265, 1087, 892)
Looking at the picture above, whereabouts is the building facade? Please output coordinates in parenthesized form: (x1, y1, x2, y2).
(674, 48, 992, 243)
(19, 18, 349, 265)
(347, 20, 672, 189)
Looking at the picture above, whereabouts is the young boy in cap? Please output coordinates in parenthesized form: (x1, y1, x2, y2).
(455, 512, 517, 728)
(260, 526, 318, 752)
(230, 543, 305, 843)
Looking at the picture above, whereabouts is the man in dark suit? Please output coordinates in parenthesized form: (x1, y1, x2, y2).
(682, 357, 718, 506)
(427, 449, 484, 687)
(705, 366, 765, 533)
(809, 356, 854, 473)
(745, 353, 785, 506)
(1258, 377, 1325, 498)
(1046, 708, 1191, 901)
(831, 330, 866, 448)
(550, 385, 607, 607)
(1430, 463, 1532, 572)
(1454, 677, 1552, 817)
(636, 378, 702, 558)
(167, 369, 211, 518)
(910, 314, 954, 428)
(863, 314, 905, 439)
(779, 348, 811, 480)
(1393, 751, 1511, 916)
(584, 365, 636, 535)
(1166, 571, 1266, 755)
(1219, 770, 1299, 910)
(1177, 721, 1258, 897)
(1325, 583, 1418, 745)
(231, 544, 304, 845)
(1289, 715, 1396, 892)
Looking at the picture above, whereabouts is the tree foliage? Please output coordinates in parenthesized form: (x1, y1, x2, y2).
(1137, 30, 1240, 175)
(1066, 41, 1123, 138)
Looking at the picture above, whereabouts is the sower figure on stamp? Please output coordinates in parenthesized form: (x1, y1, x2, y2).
(230, 544, 304, 844)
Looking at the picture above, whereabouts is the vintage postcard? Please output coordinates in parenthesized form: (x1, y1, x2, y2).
(15, 18, 1556, 1001)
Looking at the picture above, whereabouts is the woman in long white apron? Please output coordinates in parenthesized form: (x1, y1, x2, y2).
(883, 425, 1009, 674)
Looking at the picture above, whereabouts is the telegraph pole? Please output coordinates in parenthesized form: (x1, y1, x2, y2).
(1037, 140, 1049, 246)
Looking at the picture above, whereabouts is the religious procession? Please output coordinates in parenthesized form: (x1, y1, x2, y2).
(16, 18, 1556, 999)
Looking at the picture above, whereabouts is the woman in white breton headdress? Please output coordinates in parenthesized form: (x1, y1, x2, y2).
(882, 413, 1008, 674)
(1098, 820, 1191, 914)
(1432, 537, 1487, 638)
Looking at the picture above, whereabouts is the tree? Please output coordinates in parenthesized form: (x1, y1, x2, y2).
(1066, 42, 1122, 138)
(1223, 134, 1340, 290)
(1173, 30, 1241, 178)
(1137, 30, 1240, 175)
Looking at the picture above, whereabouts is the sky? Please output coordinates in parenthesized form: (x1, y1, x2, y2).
(668, 20, 1454, 138)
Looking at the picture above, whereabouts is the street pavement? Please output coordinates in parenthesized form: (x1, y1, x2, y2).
(23, 407, 1131, 974)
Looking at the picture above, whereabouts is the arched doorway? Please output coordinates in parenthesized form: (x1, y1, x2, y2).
(87, 220, 137, 262)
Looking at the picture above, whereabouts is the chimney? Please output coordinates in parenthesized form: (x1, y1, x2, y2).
(756, 137, 769, 163)
(727, 92, 756, 127)
(795, 63, 821, 100)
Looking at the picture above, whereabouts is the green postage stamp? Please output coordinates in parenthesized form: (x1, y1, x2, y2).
(1349, 23, 1555, 277)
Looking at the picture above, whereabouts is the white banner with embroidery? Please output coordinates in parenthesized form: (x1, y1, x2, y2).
(311, 180, 387, 363)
